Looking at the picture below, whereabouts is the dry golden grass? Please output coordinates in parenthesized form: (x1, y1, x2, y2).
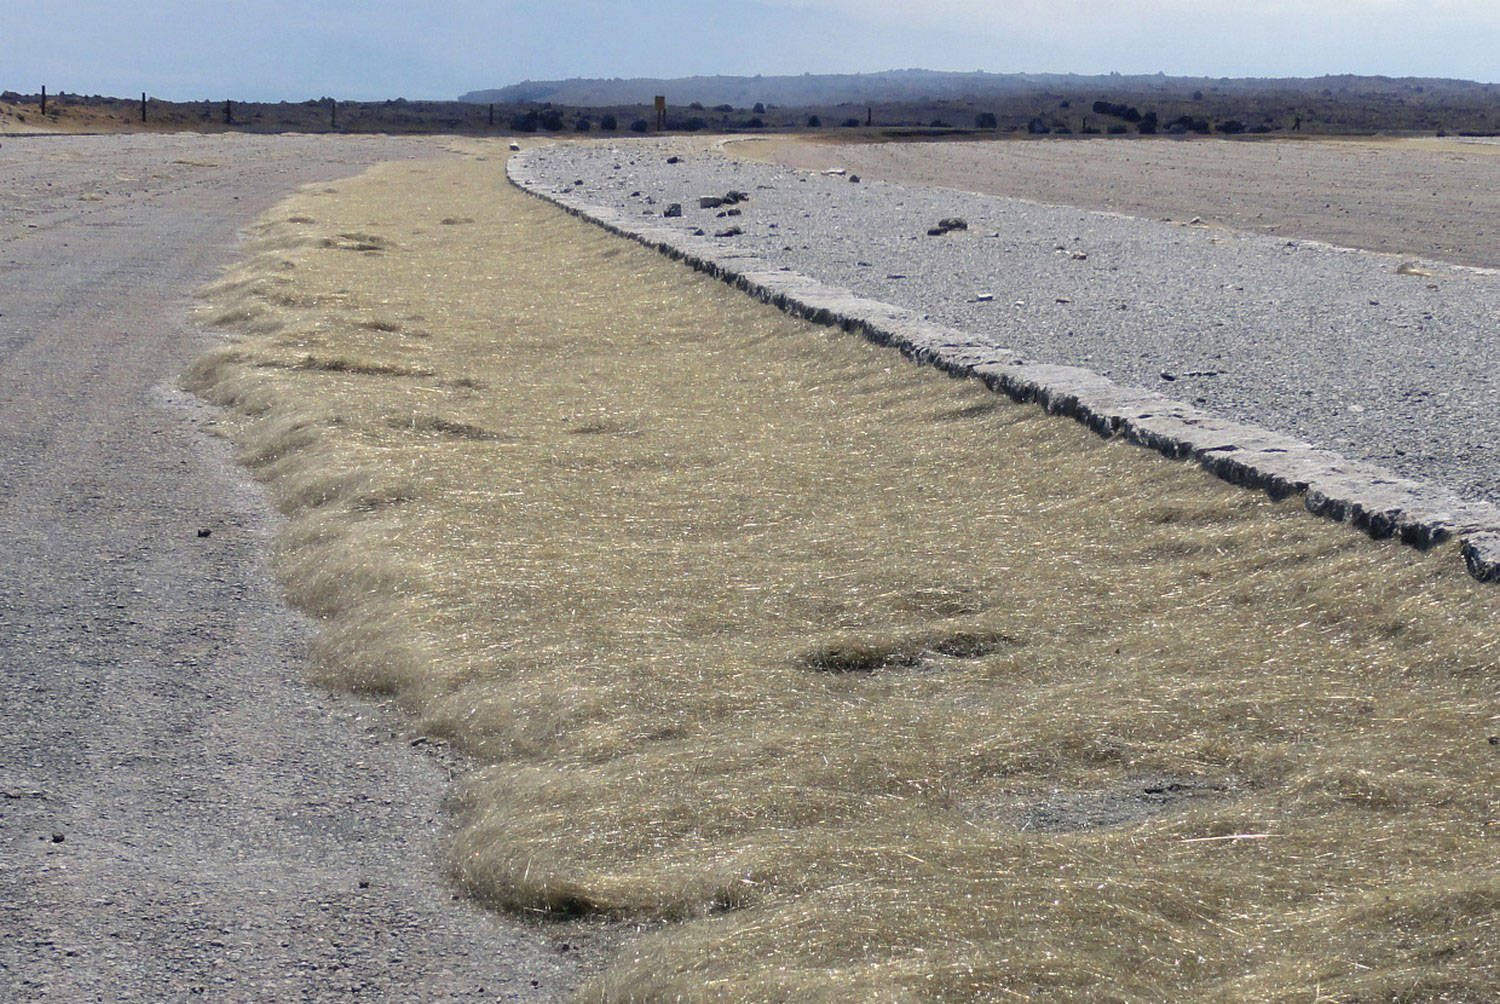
(187, 142, 1500, 1002)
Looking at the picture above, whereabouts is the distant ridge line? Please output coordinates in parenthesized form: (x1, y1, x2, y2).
(459, 68, 1496, 108)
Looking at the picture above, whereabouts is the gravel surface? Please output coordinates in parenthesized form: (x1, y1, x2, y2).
(520, 139, 1500, 506)
(0, 134, 623, 1002)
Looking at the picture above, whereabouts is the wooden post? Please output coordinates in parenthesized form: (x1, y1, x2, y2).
(866, 106, 872, 126)
(655, 95, 666, 130)
(488, 103, 494, 127)
(142, 92, 147, 123)
(40, 85, 46, 116)
(331, 99, 337, 130)
(224, 99, 232, 125)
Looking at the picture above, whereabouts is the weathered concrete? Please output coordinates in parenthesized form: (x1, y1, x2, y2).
(508, 148, 1500, 583)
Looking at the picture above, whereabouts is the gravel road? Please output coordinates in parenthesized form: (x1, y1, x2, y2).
(520, 139, 1500, 507)
(0, 135, 619, 1002)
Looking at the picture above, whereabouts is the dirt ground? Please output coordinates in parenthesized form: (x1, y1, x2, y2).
(733, 133, 1500, 270)
(0, 134, 626, 1002)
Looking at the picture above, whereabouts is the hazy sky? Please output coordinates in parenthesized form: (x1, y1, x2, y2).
(6, 1, 1496, 101)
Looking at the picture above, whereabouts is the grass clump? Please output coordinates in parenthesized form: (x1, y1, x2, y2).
(189, 143, 1500, 1002)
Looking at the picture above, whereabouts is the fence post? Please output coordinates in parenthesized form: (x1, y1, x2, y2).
(489, 103, 494, 127)
(142, 92, 147, 123)
(41, 85, 46, 116)
(224, 100, 232, 125)
(331, 99, 337, 130)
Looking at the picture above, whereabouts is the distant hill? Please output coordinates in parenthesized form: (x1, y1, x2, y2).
(458, 68, 1496, 110)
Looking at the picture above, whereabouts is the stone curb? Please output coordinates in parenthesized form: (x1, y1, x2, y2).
(508, 149, 1500, 583)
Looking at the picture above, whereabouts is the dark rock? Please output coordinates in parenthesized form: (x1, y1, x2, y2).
(714, 226, 743, 238)
(693, 228, 705, 236)
(51, 833, 65, 843)
(699, 196, 725, 209)
(726, 208, 741, 216)
(662, 204, 682, 217)
(724, 190, 749, 204)
(666, 155, 681, 163)
(196, 528, 212, 538)
(929, 217, 968, 235)
(848, 174, 860, 183)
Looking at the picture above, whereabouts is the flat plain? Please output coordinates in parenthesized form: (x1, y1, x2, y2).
(738, 133, 1500, 269)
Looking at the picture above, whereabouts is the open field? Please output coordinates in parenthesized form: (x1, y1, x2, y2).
(736, 133, 1500, 270)
(186, 142, 1500, 1000)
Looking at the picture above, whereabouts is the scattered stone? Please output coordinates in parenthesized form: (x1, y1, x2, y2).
(938, 217, 968, 231)
(1070, 251, 1088, 260)
(724, 190, 749, 204)
(1160, 371, 1177, 382)
(714, 226, 743, 238)
(848, 174, 860, 183)
(666, 156, 681, 164)
(821, 167, 847, 175)
(699, 196, 725, 209)
(51, 833, 65, 843)
(693, 228, 706, 236)
(629, 190, 640, 197)
(1188, 216, 1204, 225)
(508, 141, 521, 151)
(663, 203, 681, 217)
(975, 293, 994, 302)
(726, 208, 741, 216)
(196, 528, 212, 538)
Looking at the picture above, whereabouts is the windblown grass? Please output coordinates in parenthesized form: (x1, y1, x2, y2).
(187, 143, 1499, 1002)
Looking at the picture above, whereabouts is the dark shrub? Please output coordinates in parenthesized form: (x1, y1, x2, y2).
(806, 114, 822, 127)
(629, 118, 648, 133)
(1027, 117, 1051, 134)
(753, 102, 765, 114)
(683, 117, 706, 131)
(1215, 119, 1246, 134)
(713, 103, 733, 113)
(842, 117, 860, 127)
(689, 101, 704, 110)
(930, 119, 951, 128)
(975, 111, 998, 128)
(539, 110, 564, 131)
(1107, 123, 1127, 134)
(746, 117, 764, 128)
(575, 118, 591, 131)
(510, 110, 538, 132)
(600, 114, 617, 130)
(1059, 100, 1071, 109)
(1139, 111, 1158, 134)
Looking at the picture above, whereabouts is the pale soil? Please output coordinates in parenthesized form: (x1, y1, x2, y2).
(732, 134, 1500, 269)
(0, 134, 626, 1002)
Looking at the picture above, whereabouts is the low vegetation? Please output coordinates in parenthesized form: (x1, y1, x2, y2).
(186, 144, 1499, 1000)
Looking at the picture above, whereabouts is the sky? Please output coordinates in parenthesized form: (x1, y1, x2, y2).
(5, 1, 1496, 102)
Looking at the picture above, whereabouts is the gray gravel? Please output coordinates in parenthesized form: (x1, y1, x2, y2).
(0, 134, 625, 1002)
(520, 140, 1500, 507)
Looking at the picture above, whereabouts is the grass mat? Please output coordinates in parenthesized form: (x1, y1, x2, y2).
(186, 142, 1499, 1002)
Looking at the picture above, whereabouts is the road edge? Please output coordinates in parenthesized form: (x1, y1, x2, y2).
(507, 146, 1500, 583)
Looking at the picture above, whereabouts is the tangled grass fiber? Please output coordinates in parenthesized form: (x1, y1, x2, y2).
(186, 142, 1499, 1002)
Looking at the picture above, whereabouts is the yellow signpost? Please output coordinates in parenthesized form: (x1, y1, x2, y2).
(654, 95, 666, 130)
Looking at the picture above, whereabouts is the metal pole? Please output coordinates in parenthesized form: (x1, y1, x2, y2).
(142, 92, 147, 123)
(41, 85, 46, 116)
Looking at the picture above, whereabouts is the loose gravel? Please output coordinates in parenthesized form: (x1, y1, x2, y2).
(0, 134, 625, 1003)
(517, 139, 1500, 508)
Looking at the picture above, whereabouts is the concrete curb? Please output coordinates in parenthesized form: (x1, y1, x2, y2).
(508, 148, 1500, 583)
